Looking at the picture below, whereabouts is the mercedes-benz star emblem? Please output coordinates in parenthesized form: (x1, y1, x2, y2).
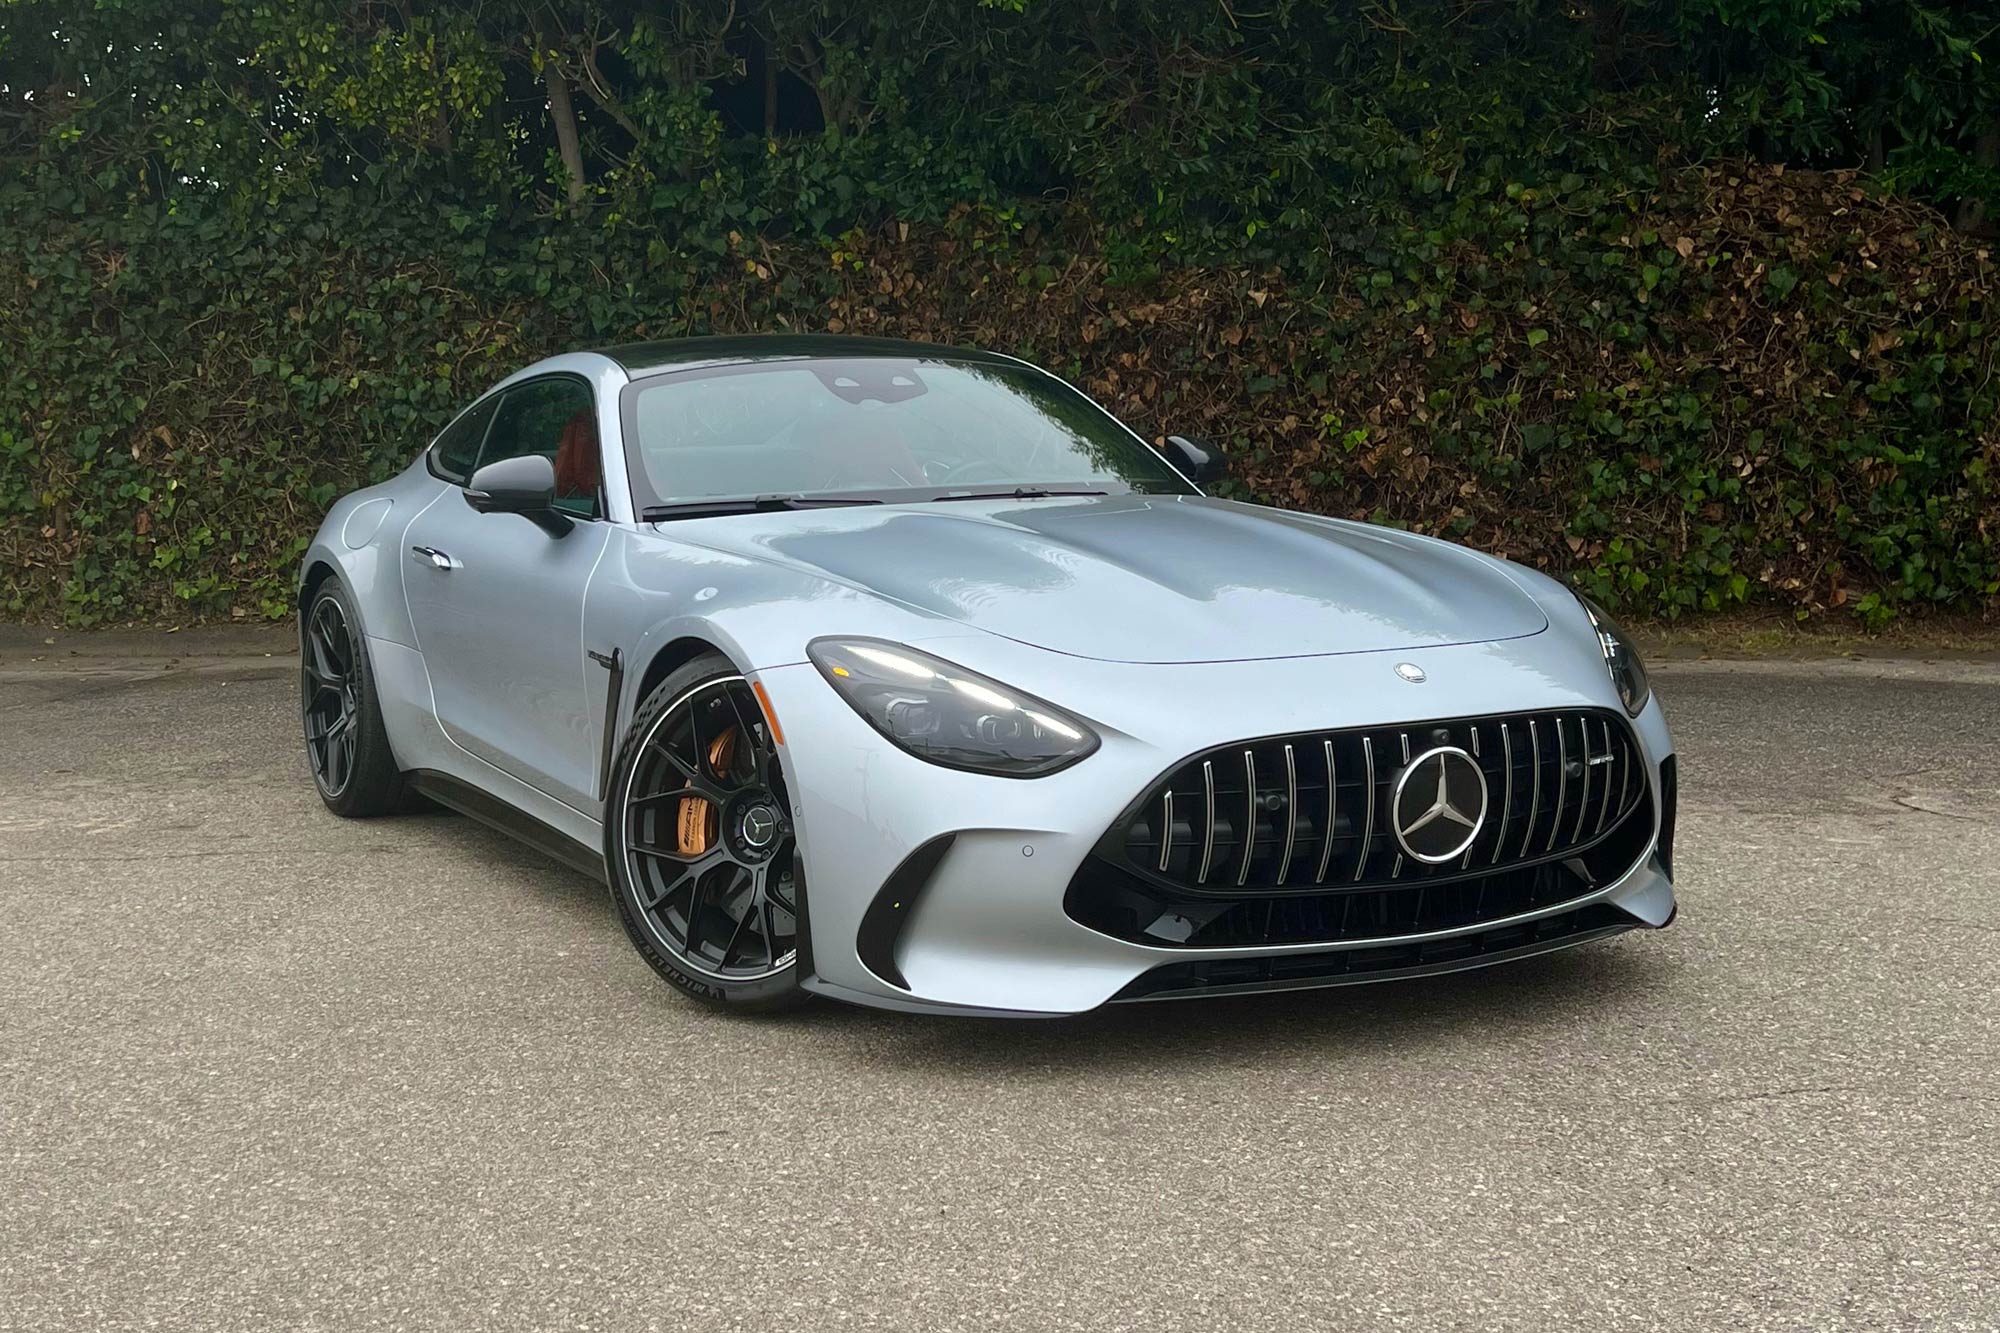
(1390, 746, 1488, 863)
(740, 805, 778, 849)
(1394, 662, 1427, 683)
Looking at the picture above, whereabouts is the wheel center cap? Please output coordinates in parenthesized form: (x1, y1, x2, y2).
(738, 803, 779, 850)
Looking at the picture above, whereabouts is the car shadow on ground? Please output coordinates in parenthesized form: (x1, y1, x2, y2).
(415, 806, 1682, 1071)
(796, 943, 1680, 1074)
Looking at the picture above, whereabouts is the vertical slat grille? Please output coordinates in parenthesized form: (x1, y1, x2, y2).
(1546, 716, 1569, 854)
(1197, 759, 1216, 884)
(1117, 707, 1648, 894)
(1568, 712, 1584, 836)
(1460, 724, 1482, 871)
(1352, 737, 1376, 883)
(1276, 744, 1298, 886)
(1237, 750, 1257, 887)
(1314, 739, 1337, 883)
(1596, 718, 1616, 835)
(1521, 719, 1543, 858)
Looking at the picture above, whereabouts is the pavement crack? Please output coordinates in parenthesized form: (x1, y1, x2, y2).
(1698, 1084, 1867, 1105)
(1889, 794, 1993, 824)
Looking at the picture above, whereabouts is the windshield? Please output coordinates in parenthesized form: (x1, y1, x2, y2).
(619, 356, 1194, 511)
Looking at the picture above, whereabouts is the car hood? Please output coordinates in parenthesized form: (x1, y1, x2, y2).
(665, 494, 1547, 664)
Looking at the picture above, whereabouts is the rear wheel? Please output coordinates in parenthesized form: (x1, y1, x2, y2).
(606, 654, 808, 1012)
(301, 578, 413, 817)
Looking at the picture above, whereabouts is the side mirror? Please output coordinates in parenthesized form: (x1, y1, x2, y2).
(1163, 434, 1227, 486)
(464, 454, 571, 535)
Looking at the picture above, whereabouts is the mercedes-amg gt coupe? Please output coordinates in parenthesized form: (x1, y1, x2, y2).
(298, 335, 1677, 1015)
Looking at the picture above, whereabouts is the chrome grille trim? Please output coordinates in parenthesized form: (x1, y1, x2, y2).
(1158, 790, 1174, 872)
(1493, 722, 1514, 865)
(1573, 719, 1593, 843)
(1237, 749, 1257, 888)
(1546, 716, 1568, 854)
(1596, 718, 1616, 835)
(1197, 759, 1216, 884)
(1314, 739, 1338, 883)
(1520, 719, 1542, 858)
(1461, 724, 1482, 870)
(1352, 736, 1376, 883)
(1276, 744, 1298, 886)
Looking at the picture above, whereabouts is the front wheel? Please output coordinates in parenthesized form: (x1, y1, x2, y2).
(605, 654, 809, 1012)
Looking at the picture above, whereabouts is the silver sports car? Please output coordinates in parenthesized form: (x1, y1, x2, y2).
(298, 335, 1678, 1015)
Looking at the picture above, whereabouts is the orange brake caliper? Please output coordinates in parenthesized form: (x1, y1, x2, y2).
(676, 727, 738, 855)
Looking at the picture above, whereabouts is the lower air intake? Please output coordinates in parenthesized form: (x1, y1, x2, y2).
(1110, 903, 1639, 1001)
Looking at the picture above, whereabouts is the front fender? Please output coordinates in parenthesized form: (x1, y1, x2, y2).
(579, 524, 1000, 824)
(586, 523, 975, 710)
(297, 461, 444, 648)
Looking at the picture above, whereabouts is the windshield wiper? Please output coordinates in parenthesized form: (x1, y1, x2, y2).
(929, 486, 1109, 503)
(642, 494, 884, 522)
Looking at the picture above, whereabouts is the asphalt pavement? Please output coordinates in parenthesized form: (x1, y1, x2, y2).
(1, 648, 1995, 1331)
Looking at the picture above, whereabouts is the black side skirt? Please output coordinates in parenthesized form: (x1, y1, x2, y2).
(409, 770, 608, 885)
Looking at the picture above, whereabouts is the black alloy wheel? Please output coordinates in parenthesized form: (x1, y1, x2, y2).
(303, 594, 361, 797)
(608, 657, 808, 1010)
(300, 578, 414, 818)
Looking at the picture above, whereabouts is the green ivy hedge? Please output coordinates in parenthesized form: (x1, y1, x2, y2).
(2, 162, 1994, 626)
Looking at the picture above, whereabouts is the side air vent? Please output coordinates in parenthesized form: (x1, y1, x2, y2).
(855, 834, 954, 990)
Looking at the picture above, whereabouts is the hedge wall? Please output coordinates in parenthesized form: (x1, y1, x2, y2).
(2, 162, 1995, 626)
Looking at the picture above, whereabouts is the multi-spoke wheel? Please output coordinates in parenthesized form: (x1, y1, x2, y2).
(607, 653, 808, 1010)
(303, 594, 360, 796)
(300, 578, 412, 817)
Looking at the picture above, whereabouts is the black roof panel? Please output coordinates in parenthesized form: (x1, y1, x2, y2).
(601, 333, 1020, 375)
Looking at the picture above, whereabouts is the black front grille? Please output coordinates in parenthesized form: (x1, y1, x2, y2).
(1112, 708, 1646, 896)
(1066, 707, 1659, 952)
(1110, 903, 1638, 1001)
(1068, 784, 1655, 948)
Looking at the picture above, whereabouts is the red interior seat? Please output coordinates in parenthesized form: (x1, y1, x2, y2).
(553, 410, 601, 501)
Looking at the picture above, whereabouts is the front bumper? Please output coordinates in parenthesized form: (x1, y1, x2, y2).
(755, 632, 1678, 1017)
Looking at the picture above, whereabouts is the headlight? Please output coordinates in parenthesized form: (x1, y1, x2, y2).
(808, 637, 1100, 776)
(1578, 595, 1650, 716)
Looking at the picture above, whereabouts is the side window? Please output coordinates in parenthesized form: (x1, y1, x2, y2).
(429, 396, 498, 484)
(481, 377, 601, 519)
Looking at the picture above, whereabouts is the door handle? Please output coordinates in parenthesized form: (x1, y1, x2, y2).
(409, 545, 460, 571)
